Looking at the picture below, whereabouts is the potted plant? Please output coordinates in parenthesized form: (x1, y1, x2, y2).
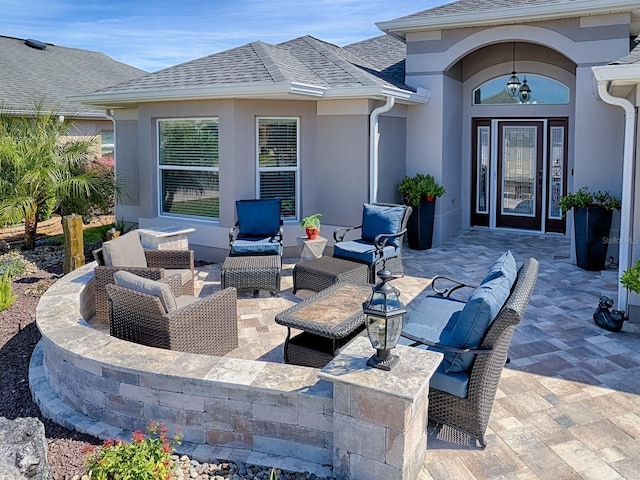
(398, 174, 446, 250)
(621, 260, 640, 294)
(559, 186, 621, 271)
(300, 213, 322, 240)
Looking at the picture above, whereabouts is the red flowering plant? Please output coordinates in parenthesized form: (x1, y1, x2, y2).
(83, 421, 183, 480)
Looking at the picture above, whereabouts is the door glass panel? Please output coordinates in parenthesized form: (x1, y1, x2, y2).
(501, 126, 536, 217)
(548, 126, 564, 220)
(476, 126, 490, 213)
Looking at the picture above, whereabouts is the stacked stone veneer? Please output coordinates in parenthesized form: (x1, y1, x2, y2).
(30, 263, 334, 476)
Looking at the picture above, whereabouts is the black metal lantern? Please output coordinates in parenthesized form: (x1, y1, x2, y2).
(518, 76, 532, 103)
(363, 269, 406, 371)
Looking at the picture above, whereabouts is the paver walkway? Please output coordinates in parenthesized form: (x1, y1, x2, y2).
(195, 229, 640, 480)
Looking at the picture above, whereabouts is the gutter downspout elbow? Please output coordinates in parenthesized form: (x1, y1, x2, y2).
(594, 77, 636, 313)
(370, 96, 395, 204)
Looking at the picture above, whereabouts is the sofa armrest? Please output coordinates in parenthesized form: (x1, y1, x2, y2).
(401, 331, 492, 355)
(159, 273, 183, 298)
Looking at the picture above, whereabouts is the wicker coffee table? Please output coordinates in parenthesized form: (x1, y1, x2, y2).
(221, 255, 281, 296)
(292, 255, 369, 294)
(275, 282, 372, 367)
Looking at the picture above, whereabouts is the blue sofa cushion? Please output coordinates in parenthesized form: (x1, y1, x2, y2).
(399, 295, 465, 346)
(236, 199, 281, 237)
(230, 237, 282, 256)
(333, 240, 397, 264)
(443, 273, 512, 373)
(480, 250, 517, 287)
(361, 203, 405, 248)
(430, 363, 470, 398)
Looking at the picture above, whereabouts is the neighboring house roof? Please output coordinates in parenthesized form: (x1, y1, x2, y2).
(0, 35, 146, 118)
(73, 35, 426, 107)
(378, 0, 640, 38)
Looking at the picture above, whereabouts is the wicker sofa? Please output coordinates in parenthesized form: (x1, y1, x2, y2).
(92, 230, 194, 323)
(400, 252, 539, 448)
(106, 271, 238, 356)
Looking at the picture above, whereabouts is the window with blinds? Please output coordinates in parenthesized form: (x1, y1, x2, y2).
(257, 118, 299, 219)
(158, 118, 219, 219)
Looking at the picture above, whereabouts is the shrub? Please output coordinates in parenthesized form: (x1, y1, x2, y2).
(0, 253, 30, 278)
(0, 270, 17, 311)
(559, 186, 621, 214)
(621, 260, 640, 294)
(398, 173, 446, 207)
(84, 421, 182, 480)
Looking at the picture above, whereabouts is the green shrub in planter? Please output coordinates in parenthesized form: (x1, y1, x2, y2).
(621, 260, 640, 294)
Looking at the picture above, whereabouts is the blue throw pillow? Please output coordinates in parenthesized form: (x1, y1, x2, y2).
(480, 250, 517, 287)
(442, 274, 512, 373)
(236, 199, 281, 237)
(361, 203, 405, 248)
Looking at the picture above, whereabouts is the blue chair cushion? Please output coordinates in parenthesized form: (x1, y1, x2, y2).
(230, 237, 282, 256)
(443, 274, 512, 373)
(361, 203, 405, 248)
(430, 363, 470, 398)
(236, 199, 281, 237)
(399, 295, 465, 346)
(333, 239, 397, 264)
(480, 250, 517, 287)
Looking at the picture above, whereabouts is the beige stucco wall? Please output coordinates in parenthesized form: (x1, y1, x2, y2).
(402, 14, 630, 246)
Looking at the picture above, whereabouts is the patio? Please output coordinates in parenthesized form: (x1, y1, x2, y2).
(32, 228, 640, 479)
(194, 229, 640, 479)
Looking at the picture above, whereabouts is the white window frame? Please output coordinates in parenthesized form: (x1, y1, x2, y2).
(157, 117, 220, 220)
(255, 117, 300, 220)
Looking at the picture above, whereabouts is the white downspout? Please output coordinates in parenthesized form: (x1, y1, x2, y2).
(594, 78, 636, 312)
(370, 96, 395, 203)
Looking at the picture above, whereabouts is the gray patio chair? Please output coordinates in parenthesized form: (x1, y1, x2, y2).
(400, 252, 539, 448)
(106, 271, 238, 356)
(92, 230, 194, 322)
(333, 202, 412, 282)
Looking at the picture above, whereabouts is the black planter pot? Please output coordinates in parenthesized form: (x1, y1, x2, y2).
(407, 196, 436, 250)
(573, 205, 613, 271)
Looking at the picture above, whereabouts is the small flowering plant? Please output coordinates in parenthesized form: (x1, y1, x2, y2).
(83, 421, 183, 480)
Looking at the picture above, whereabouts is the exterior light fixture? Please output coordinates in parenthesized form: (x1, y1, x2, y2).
(519, 76, 532, 103)
(506, 43, 521, 98)
(363, 268, 406, 371)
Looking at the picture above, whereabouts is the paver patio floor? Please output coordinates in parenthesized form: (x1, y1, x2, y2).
(195, 229, 640, 479)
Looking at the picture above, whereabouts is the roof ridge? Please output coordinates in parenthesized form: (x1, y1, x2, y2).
(249, 41, 289, 83)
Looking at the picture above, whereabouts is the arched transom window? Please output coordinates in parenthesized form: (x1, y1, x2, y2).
(473, 74, 570, 105)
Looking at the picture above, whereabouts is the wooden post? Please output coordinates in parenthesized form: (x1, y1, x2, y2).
(63, 214, 84, 274)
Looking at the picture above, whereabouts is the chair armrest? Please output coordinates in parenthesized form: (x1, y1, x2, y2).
(229, 223, 240, 246)
(144, 249, 194, 270)
(334, 225, 362, 242)
(373, 228, 407, 250)
(430, 275, 478, 297)
(401, 331, 492, 355)
(159, 273, 183, 297)
(168, 287, 239, 356)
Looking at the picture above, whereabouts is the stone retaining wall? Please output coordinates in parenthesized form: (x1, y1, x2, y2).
(30, 263, 334, 476)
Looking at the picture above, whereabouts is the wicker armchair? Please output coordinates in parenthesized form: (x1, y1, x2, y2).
(401, 257, 538, 448)
(92, 230, 194, 323)
(106, 274, 238, 356)
(333, 202, 412, 282)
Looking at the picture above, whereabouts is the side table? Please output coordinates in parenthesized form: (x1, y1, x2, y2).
(296, 236, 328, 262)
(292, 256, 369, 294)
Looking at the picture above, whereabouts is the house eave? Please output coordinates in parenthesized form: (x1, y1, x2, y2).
(377, 0, 640, 38)
(71, 82, 427, 108)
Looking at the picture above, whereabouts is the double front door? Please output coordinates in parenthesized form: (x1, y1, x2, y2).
(471, 118, 567, 233)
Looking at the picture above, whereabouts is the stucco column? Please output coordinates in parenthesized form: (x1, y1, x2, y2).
(319, 337, 442, 480)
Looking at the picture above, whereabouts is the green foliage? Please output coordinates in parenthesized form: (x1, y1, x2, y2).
(0, 270, 17, 312)
(37, 197, 57, 222)
(84, 421, 182, 480)
(621, 260, 640, 294)
(300, 213, 322, 230)
(0, 103, 126, 249)
(559, 186, 621, 214)
(270, 467, 279, 480)
(398, 174, 446, 207)
(0, 254, 29, 278)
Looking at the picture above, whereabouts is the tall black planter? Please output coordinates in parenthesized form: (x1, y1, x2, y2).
(573, 206, 613, 271)
(407, 196, 436, 250)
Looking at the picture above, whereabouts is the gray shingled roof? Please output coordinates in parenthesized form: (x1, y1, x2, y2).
(0, 35, 146, 117)
(90, 35, 414, 97)
(610, 36, 640, 65)
(344, 35, 407, 88)
(396, 0, 568, 20)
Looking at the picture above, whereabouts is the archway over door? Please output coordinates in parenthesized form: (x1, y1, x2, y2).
(471, 118, 567, 233)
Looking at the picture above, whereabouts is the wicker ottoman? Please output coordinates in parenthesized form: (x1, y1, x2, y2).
(292, 256, 369, 294)
(221, 255, 281, 296)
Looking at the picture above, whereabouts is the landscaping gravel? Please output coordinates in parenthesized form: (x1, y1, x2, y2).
(1, 245, 332, 480)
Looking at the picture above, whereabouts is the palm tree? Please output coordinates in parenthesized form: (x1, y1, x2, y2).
(0, 104, 119, 250)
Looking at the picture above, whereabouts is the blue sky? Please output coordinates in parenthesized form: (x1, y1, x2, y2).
(1, 0, 446, 72)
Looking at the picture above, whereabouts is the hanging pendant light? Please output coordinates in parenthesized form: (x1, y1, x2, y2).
(506, 42, 521, 98)
(519, 76, 532, 102)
